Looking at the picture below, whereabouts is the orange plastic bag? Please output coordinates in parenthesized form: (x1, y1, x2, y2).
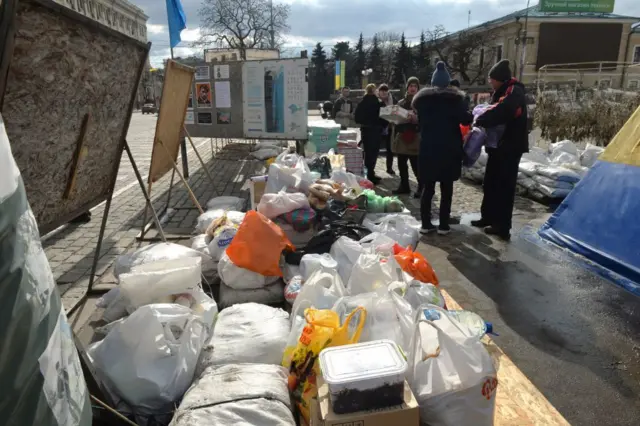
(394, 247, 439, 285)
(225, 210, 294, 276)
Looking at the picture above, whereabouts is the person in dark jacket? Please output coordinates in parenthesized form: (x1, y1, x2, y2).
(450, 79, 471, 110)
(412, 62, 473, 235)
(472, 59, 529, 241)
(392, 76, 422, 197)
(332, 87, 354, 130)
(378, 83, 397, 175)
(355, 83, 384, 184)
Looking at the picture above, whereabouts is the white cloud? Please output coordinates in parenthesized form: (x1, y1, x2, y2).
(147, 24, 166, 34)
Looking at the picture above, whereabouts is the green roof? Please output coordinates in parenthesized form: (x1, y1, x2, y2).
(478, 4, 639, 29)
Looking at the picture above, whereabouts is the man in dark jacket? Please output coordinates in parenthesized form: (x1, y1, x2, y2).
(332, 87, 353, 130)
(413, 62, 473, 235)
(473, 59, 529, 240)
(378, 83, 397, 175)
(392, 76, 422, 197)
(355, 83, 384, 184)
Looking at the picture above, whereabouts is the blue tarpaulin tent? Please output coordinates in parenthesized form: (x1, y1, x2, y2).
(539, 105, 640, 295)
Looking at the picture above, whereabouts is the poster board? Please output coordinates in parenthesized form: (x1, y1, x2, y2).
(0, 0, 149, 234)
(243, 58, 308, 140)
(184, 61, 245, 139)
(148, 60, 194, 183)
(183, 58, 309, 140)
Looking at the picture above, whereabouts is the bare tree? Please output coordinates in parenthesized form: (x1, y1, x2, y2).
(426, 25, 499, 85)
(198, 0, 290, 59)
(373, 31, 401, 84)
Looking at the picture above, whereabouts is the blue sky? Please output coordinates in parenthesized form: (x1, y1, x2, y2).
(134, 0, 640, 67)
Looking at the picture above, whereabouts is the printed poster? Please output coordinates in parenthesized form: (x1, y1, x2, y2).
(214, 65, 230, 79)
(214, 81, 231, 108)
(195, 66, 210, 80)
(196, 83, 212, 108)
(217, 111, 231, 124)
(185, 111, 194, 124)
(242, 58, 308, 140)
(197, 112, 213, 125)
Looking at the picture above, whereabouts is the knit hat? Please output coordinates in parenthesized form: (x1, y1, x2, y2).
(406, 76, 420, 90)
(489, 59, 512, 82)
(431, 62, 451, 88)
(450, 79, 460, 88)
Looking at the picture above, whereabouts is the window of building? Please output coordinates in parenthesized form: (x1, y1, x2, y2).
(495, 45, 503, 62)
(597, 79, 611, 89)
(633, 46, 640, 64)
(628, 80, 639, 90)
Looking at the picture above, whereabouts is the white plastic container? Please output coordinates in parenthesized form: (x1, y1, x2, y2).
(319, 340, 407, 414)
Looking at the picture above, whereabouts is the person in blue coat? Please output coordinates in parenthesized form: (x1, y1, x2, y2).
(412, 62, 473, 235)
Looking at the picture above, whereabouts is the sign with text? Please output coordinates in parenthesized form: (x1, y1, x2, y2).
(539, 0, 615, 13)
(242, 58, 309, 140)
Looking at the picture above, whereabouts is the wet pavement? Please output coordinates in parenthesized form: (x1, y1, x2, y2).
(417, 217, 640, 426)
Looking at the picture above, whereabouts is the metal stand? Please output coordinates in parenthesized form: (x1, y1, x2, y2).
(67, 140, 166, 315)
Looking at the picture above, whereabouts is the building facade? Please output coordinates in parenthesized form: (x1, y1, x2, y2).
(434, 5, 640, 89)
(52, 0, 148, 43)
(204, 48, 280, 62)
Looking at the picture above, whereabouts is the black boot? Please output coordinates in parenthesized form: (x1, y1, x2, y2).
(471, 218, 491, 228)
(393, 185, 411, 195)
(484, 225, 511, 241)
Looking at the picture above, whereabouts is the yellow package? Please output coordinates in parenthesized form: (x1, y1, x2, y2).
(283, 307, 366, 425)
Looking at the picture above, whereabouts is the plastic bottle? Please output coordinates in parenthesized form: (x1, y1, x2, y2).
(423, 308, 497, 339)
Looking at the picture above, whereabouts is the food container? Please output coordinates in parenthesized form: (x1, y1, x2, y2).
(319, 340, 407, 414)
(379, 105, 410, 124)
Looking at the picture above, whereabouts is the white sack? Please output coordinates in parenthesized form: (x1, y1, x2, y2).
(532, 174, 574, 190)
(113, 243, 209, 279)
(251, 140, 289, 151)
(257, 191, 310, 219)
(535, 184, 572, 199)
(535, 165, 581, 183)
(170, 364, 294, 426)
(550, 140, 578, 156)
(252, 147, 284, 160)
(580, 143, 604, 168)
(265, 162, 315, 194)
(205, 196, 245, 211)
(518, 160, 539, 176)
(408, 305, 497, 426)
(207, 226, 238, 261)
(522, 147, 550, 165)
(549, 151, 580, 167)
(90, 304, 208, 417)
(196, 303, 289, 374)
(217, 252, 279, 290)
(218, 280, 285, 308)
(191, 234, 211, 255)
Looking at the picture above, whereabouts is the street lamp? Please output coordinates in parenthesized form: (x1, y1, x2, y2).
(361, 68, 373, 89)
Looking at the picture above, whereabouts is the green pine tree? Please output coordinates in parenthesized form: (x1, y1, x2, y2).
(392, 32, 412, 88)
(353, 33, 367, 88)
(367, 35, 382, 83)
(311, 43, 331, 100)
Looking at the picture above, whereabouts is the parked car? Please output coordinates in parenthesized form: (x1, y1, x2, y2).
(142, 103, 157, 114)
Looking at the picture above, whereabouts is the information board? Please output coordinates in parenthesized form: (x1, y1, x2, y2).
(242, 58, 308, 140)
(539, 0, 615, 13)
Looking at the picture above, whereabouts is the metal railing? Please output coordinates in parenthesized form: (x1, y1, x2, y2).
(537, 61, 640, 93)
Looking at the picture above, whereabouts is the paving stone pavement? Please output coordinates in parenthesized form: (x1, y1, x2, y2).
(48, 113, 550, 311)
(44, 112, 264, 311)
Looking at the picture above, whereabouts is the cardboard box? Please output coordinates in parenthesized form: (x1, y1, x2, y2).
(241, 176, 267, 210)
(312, 378, 420, 426)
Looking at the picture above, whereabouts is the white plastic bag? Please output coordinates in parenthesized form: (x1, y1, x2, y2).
(257, 191, 310, 219)
(195, 209, 245, 234)
(265, 162, 316, 194)
(330, 170, 361, 190)
(113, 243, 210, 279)
(205, 196, 245, 211)
(299, 253, 338, 281)
(363, 214, 421, 249)
(332, 291, 405, 349)
(218, 280, 285, 308)
(90, 304, 208, 417)
(291, 269, 347, 319)
(196, 303, 289, 374)
(403, 277, 446, 310)
(347, 253, 396, 295)
(217, 252, 279, 290)
(171, 364, 295, 426)
(408, 305, 497, 426)
(330, 236, 364, 284)
(550, 140, 578, 156)
(252, 147, 284, 160)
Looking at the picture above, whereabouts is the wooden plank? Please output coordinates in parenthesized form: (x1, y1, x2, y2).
(442, 289, 571, 426)
(148, 59, 194, 184)
(63, 113, 90, 199)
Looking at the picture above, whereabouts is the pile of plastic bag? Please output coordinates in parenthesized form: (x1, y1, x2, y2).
(463, 140, 604, 201)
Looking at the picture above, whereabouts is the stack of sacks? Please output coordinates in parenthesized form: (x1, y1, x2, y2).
(258, 190, 316, 247)
(307, 119, 341, 154)
(462, 147, 488, 183)
(517, 142, 583, 200)
(217, 211, 293, 307)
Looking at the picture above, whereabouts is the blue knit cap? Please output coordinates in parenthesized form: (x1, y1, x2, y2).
(431, 61, 451, 88)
